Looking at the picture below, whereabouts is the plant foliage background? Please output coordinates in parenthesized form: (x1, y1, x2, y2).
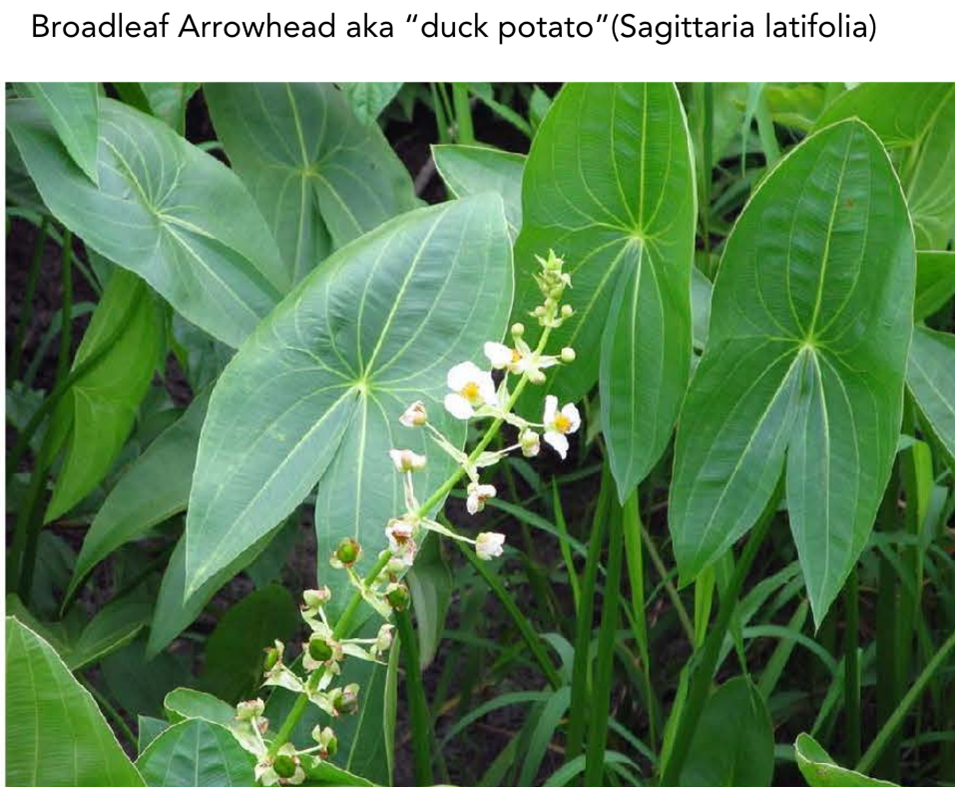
(5, 81, 955, 787)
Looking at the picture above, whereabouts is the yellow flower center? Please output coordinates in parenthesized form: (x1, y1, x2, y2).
(461, 381, 481, 402)
(510, 348, 522, 364)
(553, 413, 572, 434)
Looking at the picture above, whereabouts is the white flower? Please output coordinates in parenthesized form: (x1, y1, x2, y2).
(484, 341, 520, 371)
(484, 339, 558, 379)
(371, 624, 395, 657)
(543, 395, 581, 460)
(466, 482, 497, 515)
(520, 429, 541, 458)
(444, 361, 497, 419)
(389, 448, 426, 472)
(385, 517, 417, 551)
(399, 400, 428, 427)
(476, 532, 506, 560)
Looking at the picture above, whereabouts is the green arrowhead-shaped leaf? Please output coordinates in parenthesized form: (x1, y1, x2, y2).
(915, 250, 955, 320)
(795, 733, 898, 787)
(433, 143, 525, 240)
(339, 82, 403, 125)
(139, 82, 200, 133)
(682, 677, 774, 787)
(205, 83, 418, 284)
(66, 391, 209, 605)
(163, 688, 236, 727)
(816, 83, 955, 250)
(185, 195, 512, 605)
(7, 98, 288, 348)
(66, 595, 153, 671)
(907, 326, 955, 462)
(670, 120, 915, 624)
(513, 83, 695, 496)
(19, 82, 100, 183)
(136, 719, 256, 787)
(6, 616, 146, 787)
(46, 269, 163, 521)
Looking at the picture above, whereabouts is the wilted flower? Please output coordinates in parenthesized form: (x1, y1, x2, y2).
(303, 633, 343, 672)
(466, 482, 497, 515)
(330, 537, 362, 569)
(370, 623, 395, 658)
(389, 448, 427, 472)
(311, 725, 339, 759)
(476, 532, 506, 560)
(236, 697, 265, 722)
(256, 743, 305, 786)
(519, 429, 541, 458)
(399, 400, 428, 427)
(302, 587, 331, 615)
(444, 361, 497, 419)
(543, 395, 581, 459)
(332, 683, 361, 716)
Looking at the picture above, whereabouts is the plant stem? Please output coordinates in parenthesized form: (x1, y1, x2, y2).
(659, 482, 781, 787)
(845, 565, 861, 763)
(585, 493, 624, 787)
(10, 216, 49, 380)
(566, 464, 613, 762)
(452, 83, 475, 144)
(857, 626, 955, 774)
(395, 607, 434, 785)
(640, 524, 695, 646)
(80, 674, 138, 752)
(56, 231, 74, 383)
(267, 327, 554, 756)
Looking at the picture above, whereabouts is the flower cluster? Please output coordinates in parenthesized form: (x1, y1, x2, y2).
(231, 250, 581, 785)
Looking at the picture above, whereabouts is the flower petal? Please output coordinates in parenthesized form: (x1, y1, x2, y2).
(562, 403, 582, 433)
(543, 394, 559, 425)
(484, 342, 512, 369)
(444, 393, 475, 420)
(477, 372, 499, 407)
(447, 360, 481, 391)
(543, 431, 569, 459)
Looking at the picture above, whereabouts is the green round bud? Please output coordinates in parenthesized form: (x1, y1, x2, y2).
(511, 322, 525, 337)
(273, 754, 297, 779)
(561, 304, 573, 318)
(325, 734, 339, 758)
(386, 582, 410, 611)
(308, 637, 334, 663)
(560, 347, 576, 363)
(263, 648, 280, 672)
(335, 538, 362, 566)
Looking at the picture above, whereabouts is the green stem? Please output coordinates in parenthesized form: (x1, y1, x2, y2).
(80, 674, 137, 752)
(267, 326, 554, 756)
(845, 566, 861, 763)
(452, 83, 475, 144)
(56, 231, 74, 383)
(659, 482, 781, 787)
(566, 464, 613, 762)
(552, 479, 581, 612)
(857, 626, 955, 774)
(430, 83, 451, 144)
(395, 607, 434, 785)
(585, 494, 624, 787)
(10, 216, 49, 380)
(641, 524, 695, 646)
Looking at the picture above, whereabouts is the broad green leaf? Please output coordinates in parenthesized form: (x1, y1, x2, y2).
(6, 616, 146, 787)
(670, 120, 915, 624)
(816, 83, 955, 249)
(46, 268, 163, 521)
(185, 195, 513, 608)
(101, 639, 191, 720)
(164, 687, 236, 727)
(137, 717, 169, 756)
(765, 83, 827, 131)
(433, 144, 525, 239)
(200, 585, 299, 703)
(19, 82, 100, 183)
(139, 82, 200, 133)
(302, 759, 379, 786)
(66, 595, 153, 671)
(406, 534, 452, 668)
(7, 98, 288, 347)
(515, 83, 695, 440)
(205, 83, 417, 283)
(915, 250, 955, 320)
(682, 677, 774, 787)
(146, 519, 285, 657)
(339, 82, 403, 124)
(66, 391, 209, 604)
(794, 733, 898, 787)
(907, 326, 955, 462)
(136, 719, 256, 787)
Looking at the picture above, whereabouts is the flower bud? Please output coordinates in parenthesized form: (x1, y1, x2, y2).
(528, 369, 547, 385)
(560, 347, 576, 363)
(302, 586, 331, 611)
(389, 448, 426, 473)
(511, 322, 525, 337)
(334, 683, 361, 715)
(273, 753, 298, 779)
(520, 429, 541, 458)
(399, 400, 428, 427)
(308, 636, 335, 663)
(385, 582, 411, 611)
(561, 304, 574, 318)
(333, 538, 362, 568)
(263, 647, 280, 673)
